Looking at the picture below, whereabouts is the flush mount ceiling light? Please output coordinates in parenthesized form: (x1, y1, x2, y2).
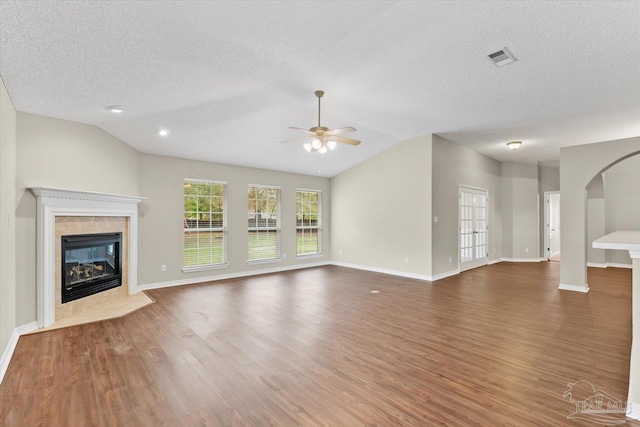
(157, 128, 170, 137)
(106, 105, 124, 113)
(507, 141, 522, 150)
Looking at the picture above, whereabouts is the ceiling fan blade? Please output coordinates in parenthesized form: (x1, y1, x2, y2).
(330, 135, 361, 146)
(288, 127, 316, 136)
(324, 126, 357, 136)
(276, 135, 313, 144)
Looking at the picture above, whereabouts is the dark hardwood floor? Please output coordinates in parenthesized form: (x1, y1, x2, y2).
(1, 262, 638, 426)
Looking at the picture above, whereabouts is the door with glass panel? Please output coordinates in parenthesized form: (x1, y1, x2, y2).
(459, 187, 489, 271)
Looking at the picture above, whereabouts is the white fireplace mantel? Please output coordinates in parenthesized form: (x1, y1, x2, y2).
(30, 187, 145, 328)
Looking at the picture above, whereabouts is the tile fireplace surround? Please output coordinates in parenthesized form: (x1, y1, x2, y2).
(30, 187, 145, 329)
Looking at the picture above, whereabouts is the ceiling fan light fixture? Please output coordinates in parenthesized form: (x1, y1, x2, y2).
(507, 141, 522, 150)
(278, 90, 360, 153)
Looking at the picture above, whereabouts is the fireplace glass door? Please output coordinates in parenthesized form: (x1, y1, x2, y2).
(62, 232, 122, 303)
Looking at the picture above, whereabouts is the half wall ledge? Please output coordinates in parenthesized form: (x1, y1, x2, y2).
(593, 231, 640, 420)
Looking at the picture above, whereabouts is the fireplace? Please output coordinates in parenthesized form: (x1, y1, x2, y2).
(61, 232, 122, 303)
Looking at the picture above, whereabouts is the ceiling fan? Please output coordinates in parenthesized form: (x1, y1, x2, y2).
(278, 90, 360, 154)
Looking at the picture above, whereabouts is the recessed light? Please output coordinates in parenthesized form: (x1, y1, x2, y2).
(507, 141, 522, 150)
(157, 128, 170, 137)
(106, 105, 124, 113)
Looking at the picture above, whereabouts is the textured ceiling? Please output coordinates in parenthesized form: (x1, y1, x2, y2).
(1, 1, 639, 177)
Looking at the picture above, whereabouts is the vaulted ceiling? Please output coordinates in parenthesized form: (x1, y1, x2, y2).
(1, 1, 639, 177)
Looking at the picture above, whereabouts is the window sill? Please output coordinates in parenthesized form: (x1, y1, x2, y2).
(247, 258, 282, 266)
(182, 263, 229, 273)
(296, 253, 324, 260)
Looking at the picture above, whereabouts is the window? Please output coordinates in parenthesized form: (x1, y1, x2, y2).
(296, 190, 322, 256)
(183, 179, 227, 270)
(248, 185, 280, 262)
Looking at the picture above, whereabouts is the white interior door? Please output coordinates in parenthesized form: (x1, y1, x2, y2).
(459, 187, 489, 271)
(545, 192, 561, 261)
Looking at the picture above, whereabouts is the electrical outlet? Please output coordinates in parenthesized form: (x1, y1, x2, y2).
(404, 257, 409, 264)
(283, 253, 287, 259)
(448, 257, 452, 263)
(525, 248, 529, 253)
(161, 264, 166, 272)
(339, 250, 342, 255)
(434, 216, 438, 223)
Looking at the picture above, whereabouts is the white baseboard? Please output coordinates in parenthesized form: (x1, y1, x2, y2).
(587, 262, 607, 268)
(606, 262, 633, 269)
(487, 258, 503, 265)
(0, 321, 38, 384)
(558, 283, 590, 293)
(502, 258, 545, 263)
(587, 262, 632, 269)
(330, 261, 433, 281)
(429, 268, 460, 281)
(139, 261, 331, 291)
(628, 401, 640, 420)
(331, 262, 462, 282)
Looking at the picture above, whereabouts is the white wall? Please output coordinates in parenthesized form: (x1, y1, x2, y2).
(501, 162, 540, 260)
(431, 135, 502, 274)
(331, 135, 432, 277)
(0, 77, 17, 356)
(603, 155, 640, 266)
(15, 113, 143, 324)
(139, 154, 331, 286)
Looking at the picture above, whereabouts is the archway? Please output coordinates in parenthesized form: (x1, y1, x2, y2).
(559, 138, 640, 291)
(586, 153, 640, 277)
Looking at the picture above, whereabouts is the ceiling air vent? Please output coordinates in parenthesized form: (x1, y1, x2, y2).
(488, 48, 516, 67)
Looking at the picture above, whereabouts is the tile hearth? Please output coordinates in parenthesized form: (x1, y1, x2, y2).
(26, 292, 153, 333)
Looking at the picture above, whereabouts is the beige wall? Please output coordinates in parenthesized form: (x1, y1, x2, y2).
(586, 175, 605, 265)
(331, 135, 432, 277)
(12, 112, 330, 326)
(501, 162, 539, 260)
(15, 113, 143, 324)
(432, 135, 502, 274)
(587, 199, 606, 266)
(139, 154, 331, 285)
(560, 136, 640, 288)
(0, 78, 17, 354)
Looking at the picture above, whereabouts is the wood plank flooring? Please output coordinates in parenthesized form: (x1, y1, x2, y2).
(1, 262, 638, 426)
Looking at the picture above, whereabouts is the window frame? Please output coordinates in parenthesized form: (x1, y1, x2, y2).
(296, 189, 323, 258)
(247, 184, 282, 264)
(182, 178, 229, 272)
